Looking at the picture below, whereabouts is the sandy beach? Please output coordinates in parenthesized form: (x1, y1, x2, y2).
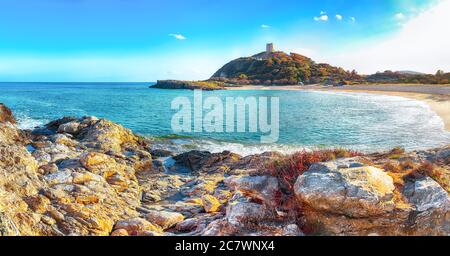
(228, 84, 450, 131)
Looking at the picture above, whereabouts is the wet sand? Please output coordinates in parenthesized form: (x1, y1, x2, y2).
(227, 84, 450, 131)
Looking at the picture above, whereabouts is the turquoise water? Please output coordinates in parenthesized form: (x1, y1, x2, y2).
(0, 82, 449, 155)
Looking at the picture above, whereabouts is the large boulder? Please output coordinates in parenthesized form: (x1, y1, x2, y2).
(294, 158, 449, 235)
(0, 104, 16, 124)
(226, 202, 267, 227)
(403, 177, 449, 235)
(114, 217, 163, 236)
(57, 121, 81, 135)
(145, 210, 184, 230)
(78, 118, 138, 152)
(173, 150, 241, 172)
(404, 177, 449, 212)
(295, 159, 396, 217)
(224, 175, 280, 207)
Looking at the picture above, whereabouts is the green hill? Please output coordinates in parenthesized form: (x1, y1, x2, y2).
(210, 51, 363, 85)
(366, 70, 450, 84)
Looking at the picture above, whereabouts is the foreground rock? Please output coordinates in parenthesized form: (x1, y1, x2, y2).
(0, 104, 448, 236)
(295, 159, 395, 217)
(294, 158, 449, 235)
(0, 113, 152, 235)
(0, 103, 16, 124)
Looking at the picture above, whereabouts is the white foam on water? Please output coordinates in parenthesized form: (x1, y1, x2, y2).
(150, 137, 318, 157)
(192, 139, 311, 156)
(312, 90, 450, 141)
(149, 90, 450, 156)
(15, 114, 47, 130)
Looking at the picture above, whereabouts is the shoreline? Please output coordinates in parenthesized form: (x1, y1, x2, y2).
(227, 85, 450, 131)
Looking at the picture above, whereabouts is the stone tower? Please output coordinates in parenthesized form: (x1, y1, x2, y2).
(265, 43, 274, 59)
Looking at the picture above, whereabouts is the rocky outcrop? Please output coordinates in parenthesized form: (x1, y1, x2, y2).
(295, 159, 395, 217)
(0, 104, 448, 236)
(151, 80, 224, 91)
(0, 103, 15, 124)
(294, 158, 449, 235)
(224, 175, 280, 207)
(173, 150, 241, 173)
(0, 109, 153, 235)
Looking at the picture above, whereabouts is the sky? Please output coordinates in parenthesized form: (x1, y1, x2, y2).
(0, 0, 449, 82)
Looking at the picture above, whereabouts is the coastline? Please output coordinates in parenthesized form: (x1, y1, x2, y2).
(227, 85, 450, 131)
(1, 103, 449, 236)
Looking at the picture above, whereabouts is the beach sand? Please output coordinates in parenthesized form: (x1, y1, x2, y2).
(227, 84, 450, 131)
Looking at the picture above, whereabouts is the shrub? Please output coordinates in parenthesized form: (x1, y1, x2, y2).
(399, 160, 416, 170)
(265, 148, 361, 235)
(412, 161, 435, 177)
(267, 149, 361, 191)
(383, 161, 402, 173)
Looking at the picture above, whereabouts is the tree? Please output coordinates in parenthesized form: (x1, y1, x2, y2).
(238, 73, 248, 80)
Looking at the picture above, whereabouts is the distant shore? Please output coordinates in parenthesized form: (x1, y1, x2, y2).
(227, 84, 450, 131)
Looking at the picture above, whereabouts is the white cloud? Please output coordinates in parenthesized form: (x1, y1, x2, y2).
(331, 0, 450, 74)
(335, 14, 343, 20)
(395, 12, 406, 20)
(320, 11, 326, 15)
(261, 24, 270, 29)
(350, 17, 356, 22)
(314, 15, 329, 22)
(169, 33, 186, 40)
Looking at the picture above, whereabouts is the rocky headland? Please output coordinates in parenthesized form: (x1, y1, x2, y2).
(150, 45, 449, 89)
(151, 80, 228, 91)
(0, 104, 448, 236)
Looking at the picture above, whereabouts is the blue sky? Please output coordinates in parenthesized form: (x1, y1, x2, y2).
(0, 0, 448, 81)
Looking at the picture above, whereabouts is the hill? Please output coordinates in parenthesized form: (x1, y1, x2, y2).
(152, 45, 449, 90)
(366, 70, 450, 84)
(210, 51, 363, 85)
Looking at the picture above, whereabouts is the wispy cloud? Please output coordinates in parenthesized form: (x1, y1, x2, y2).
(350, 16, 356, 22)
(169, 33, 186, 40)
(314, 14, 329, 22)
(335, 14, 343, 21)
(261, 24, 271, 29)
(395, 12, 406, 20)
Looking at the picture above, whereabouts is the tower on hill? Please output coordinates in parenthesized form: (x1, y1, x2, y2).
(265, 43, 274, 59)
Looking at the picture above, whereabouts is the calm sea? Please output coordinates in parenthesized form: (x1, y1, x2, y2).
(0, 82, 448, 155)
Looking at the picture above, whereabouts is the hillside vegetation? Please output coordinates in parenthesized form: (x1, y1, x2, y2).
(209, 51, 449, 86)
(153, 51, 449, 89)
(211, 51, 362, 85)
(366, 70, 450, 84)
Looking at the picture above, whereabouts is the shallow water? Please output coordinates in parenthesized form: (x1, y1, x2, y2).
(0, 82, 448, 155)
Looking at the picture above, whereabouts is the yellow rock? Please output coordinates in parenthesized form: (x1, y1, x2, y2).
(145, 210, 184, 230)
(80, 152, 110, 169)
(25, 194, 51, 214)
(111, 228, 129, 236)
(202, 195, 221, 213)
(114, 217, 163, 236)
(185, 198, 203, 205)
(75, 194, 100, 205)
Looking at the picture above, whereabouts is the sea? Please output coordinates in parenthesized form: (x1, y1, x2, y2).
(0, 82, 449, 156)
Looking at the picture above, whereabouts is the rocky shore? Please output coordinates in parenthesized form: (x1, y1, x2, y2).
(0, 104, 448, 236)
(151, 80, 226, 90)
